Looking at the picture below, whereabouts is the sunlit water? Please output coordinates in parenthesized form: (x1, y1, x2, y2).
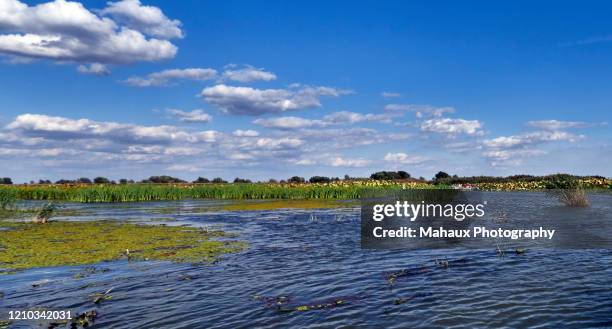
(1, 192, 611, 328)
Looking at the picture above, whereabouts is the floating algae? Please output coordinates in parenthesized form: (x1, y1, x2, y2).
(385, 266, 430, 285)
(0, 221, 245, 271)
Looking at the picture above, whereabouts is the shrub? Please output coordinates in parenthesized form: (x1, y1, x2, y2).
(141, 176, 186, 184)
(434, 171, 450, 181)
(370, 171, 411, 180)
(94, 177, 111, 184)
(288, 176, 306, 183)
(309, 176, 331, 183)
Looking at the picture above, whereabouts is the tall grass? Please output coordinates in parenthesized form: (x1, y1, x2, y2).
(0, 188, 17, 210)
(0, 182, 425, 203)
(546, 189, 590, 207)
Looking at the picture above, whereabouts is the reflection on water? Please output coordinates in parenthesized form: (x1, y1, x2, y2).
(1, 192, 611, 328)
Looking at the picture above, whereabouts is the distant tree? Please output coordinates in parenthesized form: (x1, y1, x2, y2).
(233, 177, 252, 183)
(0, 177, 12, 185)
(344, 174, 351, 181)
(193, 177, 210, 183)
(119, 179, 128, 184)
(38, 179, 52, 184)
(212, 177, 228, 184)
(77, 177, 92, 184)
(142, 176, 186, 184)
(288, 176, 305, 183)
(370, 171, 410, 180)
(397, 171, 411, 179)
(93, 176, 111, 184)
(309, 176, 331, 183)
(55, 179, 74, 184)
(434, 171, 450, 181)
(268, 178, 278, 184)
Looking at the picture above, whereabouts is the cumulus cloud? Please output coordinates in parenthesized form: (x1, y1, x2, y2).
(384, 152, 427, 165)
(100, 0, 183, 39)
(201, 84, 351, 115)
(526, 120, 590, 131)
(253, 116, 325, 129)
(166, 109, 212, 123)
(481, 130, 584, 166)
(222, 64, 276, 83)
(385, 104, 455, 118)
(329, 156, 371, 167)
(482, 131, 582, 149)
(233, 129, 259, 137)
(323, 111, 397, 124)
(0, 0, 181, 65)
(125, 68, 217, 87)
(253, 111, 397, 129)
(6, 113, 218, 144)
(77, 63, 110, 75)
(420, 118, 483, 136)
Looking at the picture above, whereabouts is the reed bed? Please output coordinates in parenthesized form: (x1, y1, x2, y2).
(1, 181, 432, 203)
(1, 177, 609, 203)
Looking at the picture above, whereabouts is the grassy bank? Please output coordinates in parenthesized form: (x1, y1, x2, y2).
(0, 178, 610, 203)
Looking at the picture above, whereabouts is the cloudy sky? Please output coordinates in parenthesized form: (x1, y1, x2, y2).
(1, 0, 611, 182)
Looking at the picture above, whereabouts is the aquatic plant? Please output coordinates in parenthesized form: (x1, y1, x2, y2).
(546, 189, 590, 207)
(0, 221, 245, 271)
(0, 188, 16, 210)
(33, 202, 59, 223)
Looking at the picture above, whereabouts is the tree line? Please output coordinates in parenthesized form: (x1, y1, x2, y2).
(0, 172, 606, 185)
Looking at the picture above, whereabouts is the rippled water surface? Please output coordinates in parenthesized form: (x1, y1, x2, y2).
(1, 192, 611, 328)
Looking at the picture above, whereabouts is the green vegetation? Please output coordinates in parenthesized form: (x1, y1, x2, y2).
(1, 181, 422, 202)
(0, 173, 609, 203)
(0, 220, 245, 271)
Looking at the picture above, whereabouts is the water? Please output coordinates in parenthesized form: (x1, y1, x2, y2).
(1, 192, 611, 328)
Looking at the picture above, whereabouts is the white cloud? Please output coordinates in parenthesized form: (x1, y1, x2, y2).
(166, 164, 202, 172)
(253, 116, 325, 129)
(420, 118, 483, 136)
(253, 111, 397, 129)
(233, 129, 259, 137)
(77, 63, 110, 75)
(323, 111, 397, 124)
(201, 84, 351, 115)
(100, 0, 183, 39)
(385, 104, 455, 118)
(526, 120, 589, 130)
(384, 152, 427, 165)
(483, 131, 582, 149)
(381, 92, 401, 98)
(222, 65, 276, 83)
(125, 68, 217, 87)
(166, 109, 212, 123)
(0, 0, 180, 65)
(6, 113, 218, 144)
(329, 156, 371, 167)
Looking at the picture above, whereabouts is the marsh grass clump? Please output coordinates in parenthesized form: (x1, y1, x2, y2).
(0, 221, 245, 271)
(547, 189, 590, 207)
(0, 189, 17, 211)
(33, 202, 59, 223)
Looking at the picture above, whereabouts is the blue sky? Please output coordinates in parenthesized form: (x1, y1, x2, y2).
(0, 0, 610, 182)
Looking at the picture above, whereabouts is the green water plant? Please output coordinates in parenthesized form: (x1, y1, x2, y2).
(0, 221, 245, 271)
